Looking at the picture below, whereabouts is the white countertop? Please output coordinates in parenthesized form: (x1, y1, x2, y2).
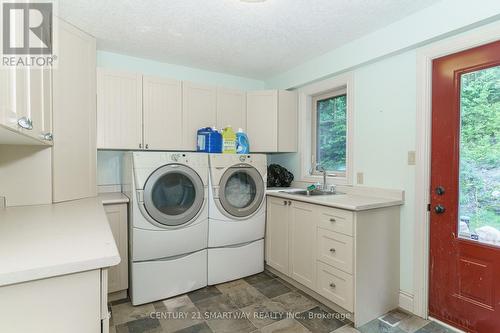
(98, 192, 130, 205)
(266, 188, 403, 211)
(0, 197, 121, 287)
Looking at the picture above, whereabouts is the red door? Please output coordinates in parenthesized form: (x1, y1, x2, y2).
(430, 40, 500, 332)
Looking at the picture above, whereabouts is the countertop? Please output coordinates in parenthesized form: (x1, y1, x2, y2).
(0, 197, 121, 287)
(266, 188, 404, 211)
(98, 192, 130, 205)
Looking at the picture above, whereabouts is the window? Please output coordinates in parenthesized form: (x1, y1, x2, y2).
(311, 89, 347, 176)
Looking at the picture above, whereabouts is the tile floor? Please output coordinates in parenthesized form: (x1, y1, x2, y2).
(109, 271, 455, 333)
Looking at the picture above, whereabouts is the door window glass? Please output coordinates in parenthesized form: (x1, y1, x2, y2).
(152, 173, 196, 216)
(459, 65, 500, 247)
(225, 171, 256, 208)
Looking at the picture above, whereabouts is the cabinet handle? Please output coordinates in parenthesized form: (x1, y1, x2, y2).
(40, 132, 53, 141)
(329, 248, 336, 253)
(329, 282, 336, 288)
(288, 201, 292, 205)
(17, 117, 33, 130)
(329, 218, 336, 222)
(145, 144, 149, 149)
(139, 143, 142, 149)
(283, 200, 287, 205)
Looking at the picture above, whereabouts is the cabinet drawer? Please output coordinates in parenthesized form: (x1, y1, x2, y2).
(316, 262, 353, 312)
(318, 207, 354, 236)
(317, 228, 353, 274)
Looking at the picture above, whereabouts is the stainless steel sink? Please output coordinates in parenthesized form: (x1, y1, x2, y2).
(280, 189, 344, 196)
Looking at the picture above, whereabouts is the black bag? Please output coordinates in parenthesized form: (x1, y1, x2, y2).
(267, 164, 294, 187)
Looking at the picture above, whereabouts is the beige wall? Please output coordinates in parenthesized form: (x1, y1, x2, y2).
(0, 145, 52, 206)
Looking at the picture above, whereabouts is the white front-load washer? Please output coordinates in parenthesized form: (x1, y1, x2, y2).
(123, 152, 209, 305)
(207, 154, 267, 285)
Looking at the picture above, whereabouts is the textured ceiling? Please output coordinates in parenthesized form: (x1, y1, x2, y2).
(58, 0, 439, 79)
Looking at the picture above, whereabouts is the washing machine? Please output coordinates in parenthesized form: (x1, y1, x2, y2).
(123, 152, 208, 305)
(207, 153, 267, 285)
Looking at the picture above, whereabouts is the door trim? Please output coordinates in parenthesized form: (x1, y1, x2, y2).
(414, 21, 500, 318)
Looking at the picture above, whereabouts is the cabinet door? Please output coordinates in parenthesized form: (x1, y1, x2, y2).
(216, 88, 246, 130)
(0, 67, 52, 144)
(278, 90, 297, 152)
(289, 200, 317, 289)
(0, 270, 102, 333)
(182, 82, 216, 150)
(143, 76, 182, 150)
(0, 68, 28, 131)
(28, 66, 52, 141)
(97, 69, 142, 149)
(104, 204, 128, 293)
(266, 196, 289, 275)
(246, 90, 278, 152)
(52, 20, 96, 202)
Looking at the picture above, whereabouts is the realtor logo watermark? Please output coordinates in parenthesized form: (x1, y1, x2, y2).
(1, 1, 56, 67)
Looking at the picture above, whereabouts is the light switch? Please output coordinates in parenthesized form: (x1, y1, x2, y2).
(408, 151, 416, 165)
(357, 172, 364, 185)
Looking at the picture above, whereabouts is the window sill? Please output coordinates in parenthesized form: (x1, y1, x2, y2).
(300, 174, 350, 186)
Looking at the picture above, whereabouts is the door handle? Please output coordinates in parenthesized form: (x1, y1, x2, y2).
(434, 205, 446, 214)
(435, 186, 445, 195)
(17, 117, 33, 130)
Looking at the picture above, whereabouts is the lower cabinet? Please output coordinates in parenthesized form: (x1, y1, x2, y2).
(265, 195, 400, 327)
(265, 197, 290, 275)
(0, 269, 109, 333)
(289, 200, 316, 289)
(103, 203, 129, 295)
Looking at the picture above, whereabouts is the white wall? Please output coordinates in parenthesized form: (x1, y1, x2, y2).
(97, 151, 123, 186)
(353, 51, 416, 292)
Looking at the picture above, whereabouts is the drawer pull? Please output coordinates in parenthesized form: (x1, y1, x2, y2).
(329, 218, 336, 222)
(329, 248, 336, 253)
(329, 282, 336, 288)
(283, 200, 287, 205)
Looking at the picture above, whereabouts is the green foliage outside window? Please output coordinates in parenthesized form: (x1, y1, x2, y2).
(459, 65, 500, 232)
(316, 94, 347, 172)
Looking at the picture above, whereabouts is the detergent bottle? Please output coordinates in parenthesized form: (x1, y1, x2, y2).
(236, 128, 250, 154)
(221, 126, 236, 154)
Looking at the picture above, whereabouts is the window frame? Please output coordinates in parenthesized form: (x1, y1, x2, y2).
(297, 72, 354, 185)
(311, 87, 348, 177)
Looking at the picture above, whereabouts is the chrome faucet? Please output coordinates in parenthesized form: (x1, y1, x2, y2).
(315, 164, 327, 190)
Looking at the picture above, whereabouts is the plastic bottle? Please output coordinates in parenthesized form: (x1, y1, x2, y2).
(197, 127, 223, 153)
(236, 128, 250, 154)
(221, 126, 236, 154)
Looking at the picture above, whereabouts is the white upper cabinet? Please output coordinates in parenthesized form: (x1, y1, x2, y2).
(52, 19, 96, 202)
(97, 69, 142, 150)
(278, 90, 298, 152)
(246, 90, 278, 152)
(143, 76, 182, 150)
(0, 66, 52, 145)
(246, 89, 297, 153)
(0, 68, 27, 131)
(216, 88, 246, 130)
(182, 82, 216, 150)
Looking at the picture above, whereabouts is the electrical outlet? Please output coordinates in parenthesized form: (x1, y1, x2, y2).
(408, 151, 416, 165)
(357, 172, 364, 185)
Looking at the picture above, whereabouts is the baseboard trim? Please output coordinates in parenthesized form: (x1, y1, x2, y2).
(399, 290, 414, 313)
(429, 316, 466, 333)
(108, 289, 128, 302)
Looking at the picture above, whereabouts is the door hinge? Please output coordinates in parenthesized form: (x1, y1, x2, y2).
(427, 203, 431, 212)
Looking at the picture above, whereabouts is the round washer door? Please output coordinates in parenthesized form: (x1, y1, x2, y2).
(143, 164, 204, 227)
(219, 165, 265, 218)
